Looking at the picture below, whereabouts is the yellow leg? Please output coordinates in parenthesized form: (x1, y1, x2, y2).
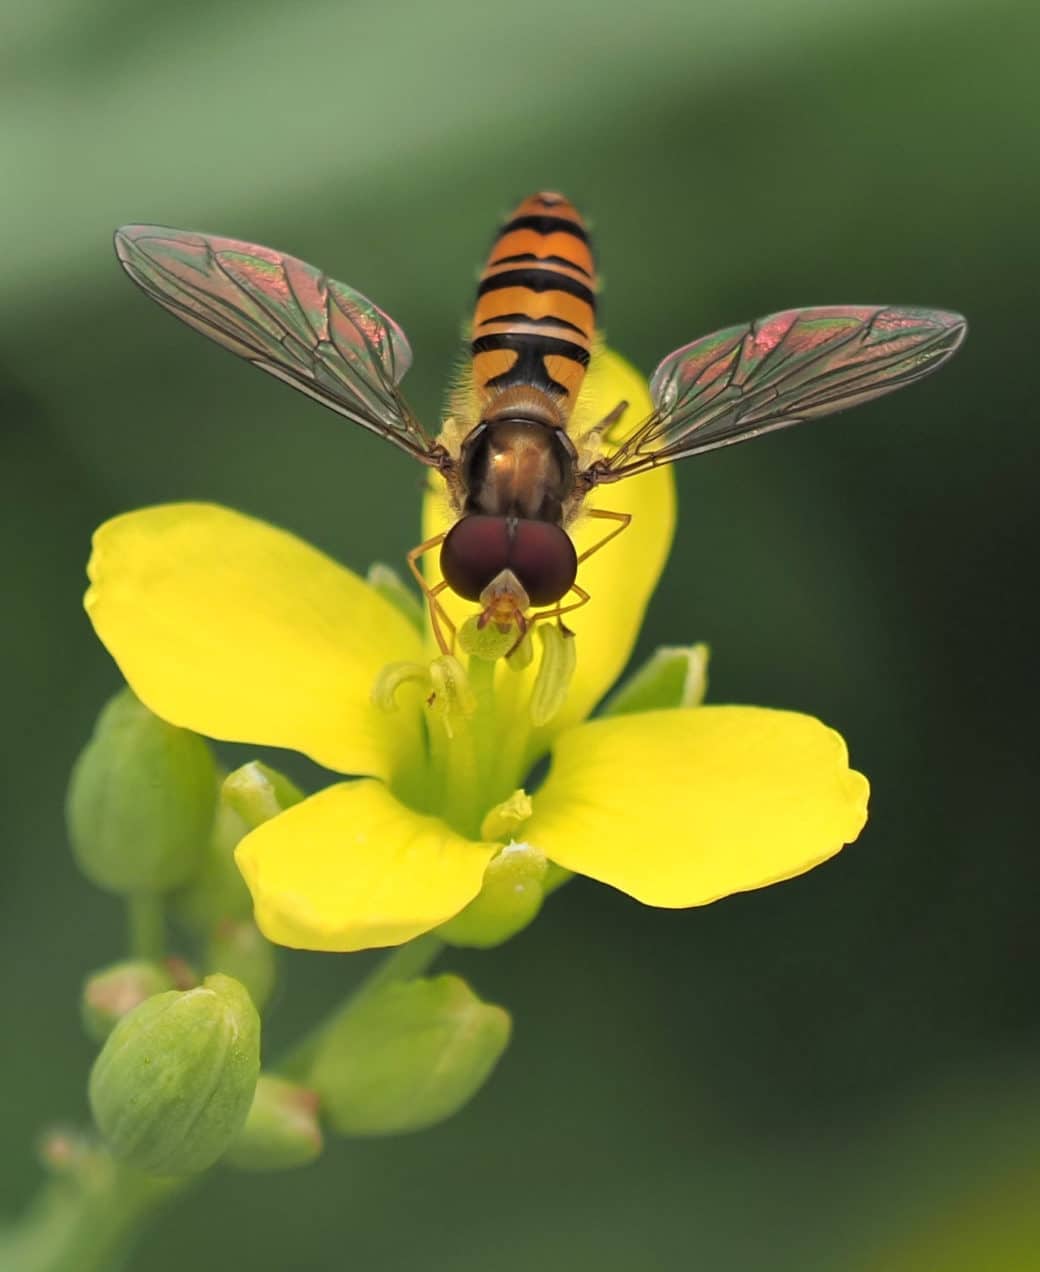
(530, 583, 591, 626)
(406, 534, 457, 655)
(576, 508, 632, 564)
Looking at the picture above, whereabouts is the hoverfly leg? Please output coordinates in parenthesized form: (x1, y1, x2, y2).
(574, 400, 629, 455)
(575, 508, 632, 564)
(529, 582, 591, 626)
(504, 608, 530, 658)
(427, 581, 459, 656)
(406, 534, 457, 655)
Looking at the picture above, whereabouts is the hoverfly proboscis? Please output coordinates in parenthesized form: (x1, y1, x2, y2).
(114, 192, 966, 654)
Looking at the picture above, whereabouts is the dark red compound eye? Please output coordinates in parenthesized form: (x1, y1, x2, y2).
(508, 519, 577, 605)
(440, 516, 577, 607)
(440, 516, 511, 602)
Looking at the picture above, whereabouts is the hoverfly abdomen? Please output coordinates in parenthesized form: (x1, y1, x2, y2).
(471, 192, 597, 417)
(440, 515, 578, 608)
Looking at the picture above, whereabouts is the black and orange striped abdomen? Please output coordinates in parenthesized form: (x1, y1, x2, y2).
(471, 192, 597, 421)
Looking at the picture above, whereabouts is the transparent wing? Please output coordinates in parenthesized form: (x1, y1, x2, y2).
(588, 305, 967, 483)
(114, 225, 444, 465)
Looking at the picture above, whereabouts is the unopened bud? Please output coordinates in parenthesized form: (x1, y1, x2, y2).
(602, 643, 710, 716)
(173, 793, 253, 932)
(309, 974, 510, 1136)
(479, 789, 533, 842)
(81, 959, 178, 1043)
(206, 919, 277, 1012)
(224, 1075, 323, 1172)
(222, 761, 303, 831)
(439, 841, 548, 949)
(89, 973, 260, 1176)
(67, 688, 216, 894)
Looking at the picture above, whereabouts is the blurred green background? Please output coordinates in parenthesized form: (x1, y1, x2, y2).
(3, 0, 1039, 1267)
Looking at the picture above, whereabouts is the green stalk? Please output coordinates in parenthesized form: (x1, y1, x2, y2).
(125, 894, 164, 962)
(1, 1151, 191, 1272)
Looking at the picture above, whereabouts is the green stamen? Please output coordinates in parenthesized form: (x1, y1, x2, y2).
(529, 624, 577, 727)
(371, 661, 431, 712)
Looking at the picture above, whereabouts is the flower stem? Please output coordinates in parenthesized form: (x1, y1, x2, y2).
(126, 893, 164, 962)
(1, 1147, 191, 1272)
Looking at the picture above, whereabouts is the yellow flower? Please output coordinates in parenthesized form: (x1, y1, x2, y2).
(84, 352, 868, 953)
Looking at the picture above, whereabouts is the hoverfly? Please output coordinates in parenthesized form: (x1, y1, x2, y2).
(115, 192, 966, 653)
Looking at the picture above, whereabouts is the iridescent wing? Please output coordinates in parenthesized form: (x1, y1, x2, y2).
(114, 226, 444, 465)
(587, 306, 967, 483)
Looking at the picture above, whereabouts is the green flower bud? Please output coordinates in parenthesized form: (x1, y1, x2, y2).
(309, 974, 510, 1137)
(479, 789, 533, 842)
(224, 1075, 323, 1172)
(366, 563, 425, 632)
(602, 642, 710, 716)
(81, 959, 179, 1043)
(67, 688, 217, 894)
(172, 792, 253, 932)
(206, 919, 277, 1012)
(89, 973, 260, 1176)
(543, 862, 574, 895)
(221, 760, 304, 831)
(37, 1125, 94, 1175)
(439, 842, 548, 948)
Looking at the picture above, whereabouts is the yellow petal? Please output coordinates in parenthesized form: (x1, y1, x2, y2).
(86, 503, 424, 781)
(235, 780, 496, 951)
(423, 349, 676, 733)
(525, 707, 869, 906)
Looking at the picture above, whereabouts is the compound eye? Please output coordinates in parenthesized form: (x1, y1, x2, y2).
(509, 521, 577, 606)
(440, 516, 511, 602)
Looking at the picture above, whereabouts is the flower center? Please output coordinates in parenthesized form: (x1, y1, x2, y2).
(372, 623, 577, 839)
